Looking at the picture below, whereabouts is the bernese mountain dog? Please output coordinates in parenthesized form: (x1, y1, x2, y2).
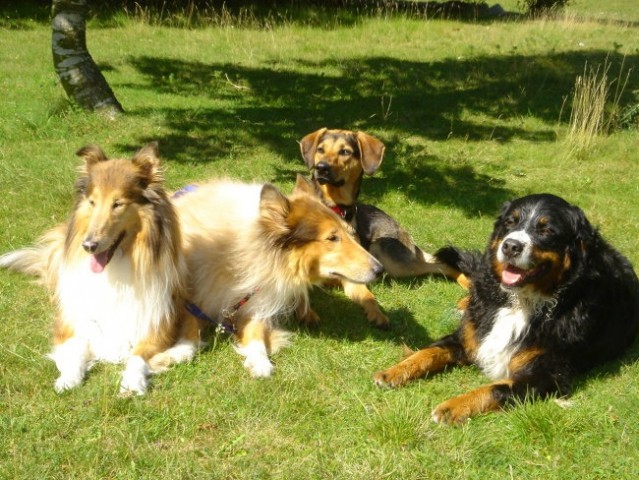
(373, 193, 639, 424)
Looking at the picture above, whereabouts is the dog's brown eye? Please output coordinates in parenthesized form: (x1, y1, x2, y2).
(112, 200, 123, 210)
(317, 147, 325, 154)
(88, 199, 95, 207)
(327, 234, 340, 242)
(339, 149, 352, 156)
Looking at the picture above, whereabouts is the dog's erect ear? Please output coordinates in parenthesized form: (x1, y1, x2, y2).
(292, 173, 315, 196)
(132, 142, 162, 186)
(356, 132, 385, 176)
(259, 183, 291, 225)
(299, 128, 327, 169)
(76, 145, 108, 167)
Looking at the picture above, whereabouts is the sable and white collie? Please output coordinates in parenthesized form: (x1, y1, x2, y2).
(374, 193, 639, 423)
(173, 175, 383, 377)
(0, 143, 200, 395)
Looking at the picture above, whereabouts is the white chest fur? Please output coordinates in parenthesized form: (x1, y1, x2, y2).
(475, 305, 531, 380)
(56, 252, 167, 363)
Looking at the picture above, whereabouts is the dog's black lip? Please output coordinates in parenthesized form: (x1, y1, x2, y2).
(314, 173, 345, 187)
(104, 231, 126, 264)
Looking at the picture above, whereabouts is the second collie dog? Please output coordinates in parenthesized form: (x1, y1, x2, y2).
(0, 143, 200, 395)
(173, 175, 383, 377)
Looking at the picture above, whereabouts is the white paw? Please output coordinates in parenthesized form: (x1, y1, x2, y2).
(244, 354, 274, 378)
(235, 340, 274, 378)
(54, 373, 84, 393)
(119, 356, 150, 396)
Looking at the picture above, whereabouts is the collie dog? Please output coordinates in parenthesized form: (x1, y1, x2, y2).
(374, 194, 639, 423)
(0, 143, 200, 395)
(173, 175, 383, 377)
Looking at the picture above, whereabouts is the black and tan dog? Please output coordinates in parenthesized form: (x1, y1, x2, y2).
(299, 128, 465, 328)
(374, 193, 639, 423)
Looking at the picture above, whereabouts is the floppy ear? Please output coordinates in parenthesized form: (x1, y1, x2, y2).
(76, 145, 108, 167)
(570, 204, 599, 260)
(292, 173, 315, 196)
(356, 132, 385, 175)
(132, 142, 162, 188)
(299, 128, 327, 169)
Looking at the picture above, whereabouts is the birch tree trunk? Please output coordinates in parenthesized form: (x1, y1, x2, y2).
(52, 0, 124, 117)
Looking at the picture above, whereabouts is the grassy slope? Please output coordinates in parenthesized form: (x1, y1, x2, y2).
(1, 2, 639, 479)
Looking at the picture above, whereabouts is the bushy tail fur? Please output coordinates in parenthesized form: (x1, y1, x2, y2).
(0, 248, 47, 277)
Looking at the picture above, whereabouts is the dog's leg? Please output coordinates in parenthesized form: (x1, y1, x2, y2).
(234, 317, 277, 378)
(373, 336, 462, 388)
(295, 295, 321, 327)
(370, 241, 468, 287)
(122, 331, 182, 395)
(430, 348, 563, 424)
(48, 336, 90, 393)
(341, 280, 389, 328)
(147, 312, 202, 373)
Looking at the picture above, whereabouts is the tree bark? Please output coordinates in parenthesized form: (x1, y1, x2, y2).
(52, 0, 124, 117)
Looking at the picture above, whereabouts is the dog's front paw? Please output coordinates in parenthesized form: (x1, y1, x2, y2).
(244, 355, 274, 378)
(235, 340, 274, 378)
(119, 356, 150, 396)
(296, 307, 321, 327)
(372, 366, 409, 388)
(54, 373, 84, 393)
(431, 399, 472, 425)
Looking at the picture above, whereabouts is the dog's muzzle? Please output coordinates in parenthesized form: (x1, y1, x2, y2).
(313, 161, 345, 187)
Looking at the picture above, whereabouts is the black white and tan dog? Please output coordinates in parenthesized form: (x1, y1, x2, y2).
(299, 128, 466, 328)
(374, 193, 639, 423)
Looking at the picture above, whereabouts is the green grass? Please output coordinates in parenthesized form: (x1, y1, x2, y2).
(1, 1, 639, 479)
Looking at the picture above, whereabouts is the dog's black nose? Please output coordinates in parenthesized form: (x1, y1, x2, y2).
(82, 239, 99, 253)
(315, 161, 331, 174)
(501, 238, 523, 259)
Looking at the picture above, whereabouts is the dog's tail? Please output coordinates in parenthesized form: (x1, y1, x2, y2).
(0, 225, 66, 286)
(0, 248, 48, 277)
(434, 246, 483, 289)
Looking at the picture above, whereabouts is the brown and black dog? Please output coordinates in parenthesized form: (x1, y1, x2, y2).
(299, 128, 466, 328)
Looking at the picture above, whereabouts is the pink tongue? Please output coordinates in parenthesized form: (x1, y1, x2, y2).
(502, 267, 524, 286)
(90, 251, 110, 274)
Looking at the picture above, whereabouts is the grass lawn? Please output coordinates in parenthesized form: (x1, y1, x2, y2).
(1, 1, 638, 478)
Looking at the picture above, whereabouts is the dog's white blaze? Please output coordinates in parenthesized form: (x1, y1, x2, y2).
(476, 305, 531, 380)
(55, 251, 173, 363)
(496, 230, 533, 268)
(235, 340, 274, 378)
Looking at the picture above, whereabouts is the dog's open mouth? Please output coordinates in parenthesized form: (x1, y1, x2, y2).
(90, 232, 126, 274)
(501, 262, 549, 288)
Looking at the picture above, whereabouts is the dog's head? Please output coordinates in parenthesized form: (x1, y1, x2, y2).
(258, 175, 383, 285)
(488, 193, 596, 296)
(73, 143, 167, 272)
(299, 128, 385, 202)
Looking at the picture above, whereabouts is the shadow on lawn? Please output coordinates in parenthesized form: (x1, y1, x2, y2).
(289, 286, 435, 347)
(121, 49, 639, 216)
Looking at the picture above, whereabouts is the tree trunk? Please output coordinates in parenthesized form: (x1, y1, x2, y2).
(52, 0, 124, 117)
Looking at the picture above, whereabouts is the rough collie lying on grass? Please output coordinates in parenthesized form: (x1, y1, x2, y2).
(0, 143, 200, 395)
(173, 175, 383, 377)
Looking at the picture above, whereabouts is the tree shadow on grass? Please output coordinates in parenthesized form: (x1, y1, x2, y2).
(120, 49, 639, 215)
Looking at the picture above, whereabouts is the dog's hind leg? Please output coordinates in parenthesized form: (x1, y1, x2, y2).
(148, 312, 202, 373)
(342, 281, 389, 328)
(369, 240, 469, 288)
